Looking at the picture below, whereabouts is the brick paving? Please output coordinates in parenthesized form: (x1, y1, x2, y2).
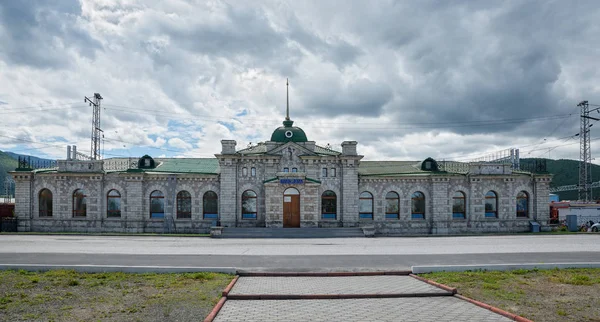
(214, 297, 512, 322)
(229, 276, 449, 295)
(212, 275, 513, 321)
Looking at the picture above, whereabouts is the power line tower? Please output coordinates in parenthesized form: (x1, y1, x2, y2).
(85, 93, 103, 160)
(578, 100, 593, 201)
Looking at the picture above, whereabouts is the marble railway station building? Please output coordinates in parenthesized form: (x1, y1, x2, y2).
(11, 112, 551, 235)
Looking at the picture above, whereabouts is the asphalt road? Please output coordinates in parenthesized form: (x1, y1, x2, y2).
(1, 234, 599, 271)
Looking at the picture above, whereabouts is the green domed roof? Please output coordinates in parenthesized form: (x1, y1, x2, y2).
(270, 119, 308, 142)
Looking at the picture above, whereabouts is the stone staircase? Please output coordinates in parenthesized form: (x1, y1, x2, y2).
(219, 227, 365, 238)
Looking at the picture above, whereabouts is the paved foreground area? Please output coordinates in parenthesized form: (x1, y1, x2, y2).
(229, 276, 448, 295)
(216, 298, 512, 322)
(214, 276, 511, 322)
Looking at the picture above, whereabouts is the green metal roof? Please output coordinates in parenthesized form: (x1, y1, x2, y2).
(152, 158, 220, 174)
(358, 161, 427, 176)
(314, 145, 341, 156)
(238, 144, 268, 155)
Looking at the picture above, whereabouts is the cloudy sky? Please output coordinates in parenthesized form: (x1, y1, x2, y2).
(1, 0, 599, 162)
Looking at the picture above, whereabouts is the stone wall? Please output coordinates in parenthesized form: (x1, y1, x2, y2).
(357, 173, 548, 235)
(18, 171, 219, 233)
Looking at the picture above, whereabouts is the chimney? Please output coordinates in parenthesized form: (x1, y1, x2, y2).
(221, 140, 237, 154)
(67, 145, 71, 161)
(341, 141, 357, 156)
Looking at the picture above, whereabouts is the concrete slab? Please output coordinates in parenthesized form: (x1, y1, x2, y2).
(213, 298, 513, 322)
(229, 276, 450, 296)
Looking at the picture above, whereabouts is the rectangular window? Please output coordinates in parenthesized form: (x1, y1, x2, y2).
(283, 168, 289, 173)
(242, 167, 248, 176)
(251, 167, 256, 177)
(331, 168, 336, 177)
(322, 168, 327, 177)
(242, 213, 257, 219)
(292, 168, 297, 172)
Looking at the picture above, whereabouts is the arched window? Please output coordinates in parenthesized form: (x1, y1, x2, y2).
(517, 191, 528, 218)
(203, 191, 218, 219)
(251, 167, 256, 177)
(385, 191, 400, 219)
(485, 191, 498, 218)
(359, 192, 373, 219)
(73, 189, 86, 217)
(452, 191, 466, 219)
(242, 190, 257, 219)
(150, 190, 165, 218)
(177, 191, 192, 219)
(322, 190, 337, 219)
(107, 189, 121, 217)
(39, 189, 52, 217)
(242, 167, 248, 176)
(411, 191, 425, 219)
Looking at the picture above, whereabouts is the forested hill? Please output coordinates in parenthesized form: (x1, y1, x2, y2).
(0, 150, 18, 196)
(520, 158, 600, 201)
(0, 150, 54, 196)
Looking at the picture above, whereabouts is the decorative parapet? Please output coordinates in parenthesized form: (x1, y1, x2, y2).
(57, 160, 104, 173)
(15, 156, 57, 171)
(103, 158, 139, 171)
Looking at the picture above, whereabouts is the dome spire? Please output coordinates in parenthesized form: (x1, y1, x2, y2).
(283, 78, 294, 127)
(286, 78, 290, 120)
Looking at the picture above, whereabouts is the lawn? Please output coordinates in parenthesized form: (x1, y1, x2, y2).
(0, 270, 232, 322)
(422, 268, 600, 322)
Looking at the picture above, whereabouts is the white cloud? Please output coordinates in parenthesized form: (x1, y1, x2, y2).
(168, 137, 192, 150)
(0, 0, 599, 163)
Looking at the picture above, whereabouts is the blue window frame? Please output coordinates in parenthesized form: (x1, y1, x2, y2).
(203, 191, 218, 219)
(321, 190, 336, 220)
(485, 191, 498, 218)
(242, 190, 257, 220)
(359, 192, 373, 220)
(150, 190, 165, 218)
(385, 191, 400, 219)
(516, 191, 528, 218)
(452, 191, 466, 219)
(411, 191, 425, 219)
(177, 190, 192, 219)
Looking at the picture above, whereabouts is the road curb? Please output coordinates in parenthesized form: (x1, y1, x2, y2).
(455, 294, 533, 322)
(203, 296, 227, 322)
(226, 292, 452, 300)
(411, 262, 600, 274)
(222, 276, 239, 297)
(0, 264, 237, 274)
(237, 271, 411, 277)
(408, 274, 457, 294)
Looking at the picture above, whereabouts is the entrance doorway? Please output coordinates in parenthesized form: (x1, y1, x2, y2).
(283, 187, 300, 228)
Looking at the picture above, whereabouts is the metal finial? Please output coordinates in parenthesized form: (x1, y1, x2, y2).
(286, 78, 290, 120)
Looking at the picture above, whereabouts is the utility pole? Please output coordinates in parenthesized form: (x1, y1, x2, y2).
(85, 93, 103, 160)
(578, 100, 593, 201)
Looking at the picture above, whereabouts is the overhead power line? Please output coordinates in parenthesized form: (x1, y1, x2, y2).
(0, 102, 83, 111)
